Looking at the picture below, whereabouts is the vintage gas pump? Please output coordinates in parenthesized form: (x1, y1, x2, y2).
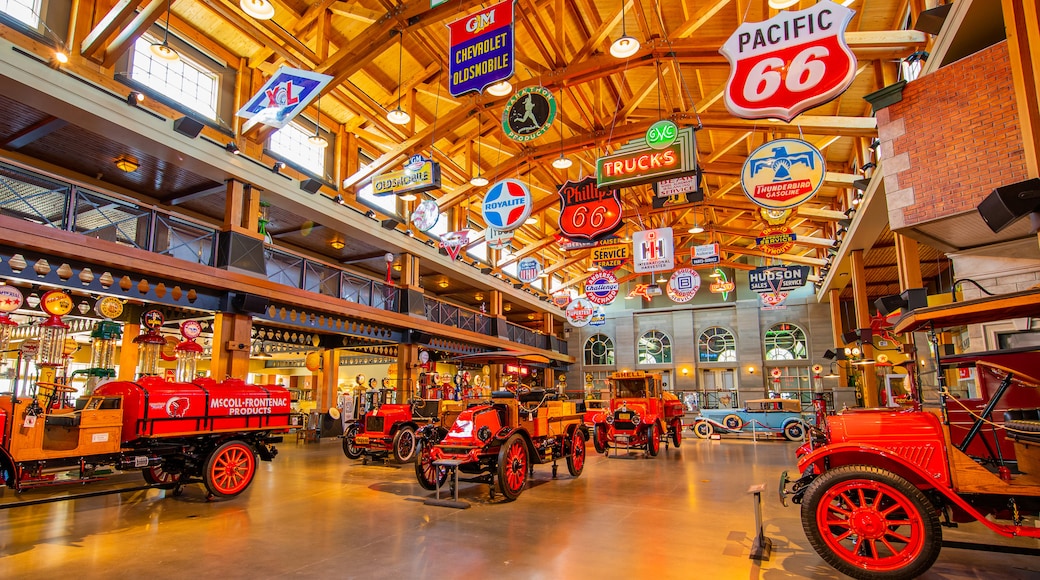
(80, 296, 124, 394)
(36, 290, 73, 384)
(175, 320, 204, 383)
(133, 309, 166, 377)
(0, 285, 22, 356)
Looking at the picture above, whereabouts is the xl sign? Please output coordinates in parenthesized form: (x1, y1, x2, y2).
(720, 0, 856, 122)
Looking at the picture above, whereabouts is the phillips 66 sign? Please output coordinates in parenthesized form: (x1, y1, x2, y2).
(719, 0, 856, 122)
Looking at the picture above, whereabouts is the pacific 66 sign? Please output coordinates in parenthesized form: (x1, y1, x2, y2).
(720, 0, 856, 122)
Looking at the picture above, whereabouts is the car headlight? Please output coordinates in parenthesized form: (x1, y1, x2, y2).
(606, 415, 614, 424)
(632, 413, 641, 425)
(477, 426, 492, 442)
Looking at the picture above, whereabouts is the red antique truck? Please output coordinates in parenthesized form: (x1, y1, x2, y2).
(589, 370, 684, 456)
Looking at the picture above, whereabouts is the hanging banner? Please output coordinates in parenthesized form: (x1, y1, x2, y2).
(632, 227, 675, 273)
(719, 0, 857, 122)
(237, 67, 332, 131)
(756, 226, 797, 255)
(557, 176, 624, 242)
(584, 271, 619, 305)
(749, 265, 811, 293)
(371, 155, 441, 197)
(482, 179, 532, 232)
(667, 268, 701, 303)
(591, 243, 629, 271)
(440, 230, 470, 261)
(691, 243, 721, 266)
(502, 86, 556, 142)
(517, 257, 542, 283)
(447, 0, 515, 97)
(741, 138, 825, 209)
(596, 127, 697, 190)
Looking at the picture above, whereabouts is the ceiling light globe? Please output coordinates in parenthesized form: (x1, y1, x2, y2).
(150, 42, 180, 61)
(688, 225, 704, 234)
(308, 134, 328, 149)
(551, 155, 572, 169)
(470, 175, 489, 187)
(610, 35, 640, 59)
(240, 0, 275, 19)
(485, 80, 513, 97)
(387, 108, 410, 125)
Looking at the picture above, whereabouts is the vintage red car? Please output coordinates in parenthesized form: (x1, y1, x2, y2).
(589, 370, 684, 456)
(780, 288, 1040, 579)
(342, 395, 440, 464)
(415, 387, 587, 501)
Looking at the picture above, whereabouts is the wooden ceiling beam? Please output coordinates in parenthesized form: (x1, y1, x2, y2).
(669, 0, 731, 39)
(101, 0, 167, 68)
(81, 0, 145, 60)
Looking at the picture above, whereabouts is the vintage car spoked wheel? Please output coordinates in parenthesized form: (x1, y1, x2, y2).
(566, 428, 586, 477)
(392, 426, 417, 463)
(342, 425, 363, 459)
(722, 414, 742, 430)
(143, 464, 182, 490)
(204, 441, 257, 499)
(801, 465, 941, 580)
(646, 423, 661, 457)
(693, 421, 713, 439)
(783, 421, 805, 442)
(414, 441, 448, 490)
(593, 426, 608, 454)
(497, 434, 528, 501)
(669, 419, 682, 448)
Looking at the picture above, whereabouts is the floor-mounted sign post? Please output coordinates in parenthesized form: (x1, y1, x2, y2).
(748, 483, 772, 560)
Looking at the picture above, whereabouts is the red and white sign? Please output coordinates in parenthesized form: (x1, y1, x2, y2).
(440, 230, 470, 261)
(667, 268, 701, 303)
(557, 176, 623, 242)
(632, 228, 674, 273)
(482, 179, 532, 232)
(720, 0, 856, 122)
(566, 297, 596, 327)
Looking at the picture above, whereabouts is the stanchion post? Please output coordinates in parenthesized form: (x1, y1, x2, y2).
(748, 483, 772, 560)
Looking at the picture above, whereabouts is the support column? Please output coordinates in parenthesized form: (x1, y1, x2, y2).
(210, 312, 253, 380)
(117, 322, 140, 381)
(223, 181, 262, 238)
(850, 250, 878, 407)
(489, 290, 508, 339)
(894, 232, 924, 291)
(397, 252, 426, 318)
(319, 348, 339, 413)
(827, 289, 848, 390)
(397, 343, 420, 400)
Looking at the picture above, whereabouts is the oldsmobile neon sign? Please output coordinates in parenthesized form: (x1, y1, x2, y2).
(596, 126, 697, 189)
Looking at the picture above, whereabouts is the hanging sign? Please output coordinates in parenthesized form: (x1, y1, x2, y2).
(502, 86, 556, 142)
(552, 291, 572, 309)
(749, 265, 811, 293)
(440, 230, 470, 260)
(709, 269, 735, 299)
(646, 119, 678, 150)
(565, 297, 595, 327)
(756, 226, 797, 255)
(411, 199, 441, 232)
(741, 138, 825, 209)
(237, 67, 332, 131)
(589, 307, 606, 327)
(557, 176, 623, 242)
(597, 127, 697, 190)
(554, 234, 621, 252)
(591, 243, 629, 271)
(372, 155, 442, 197)
(691, 243, 721, 266)
(485, 227, 513, 249)
(653, 174, 700, 199)
(0, 286, 23, 313)
(482, 179, 531, 232)
(719, 0, 857, 122)
(667, 268, 701, 303)
(760, 291, 789, 310)
(761, 207, 793, 225)
(632, 227, 675, 273)
(628, 283, 654, 302)
(41, 290, 73, 316)
(517, 257, 542, 283)
(447, 0, 515, 96)
(584, 271, 619, 305)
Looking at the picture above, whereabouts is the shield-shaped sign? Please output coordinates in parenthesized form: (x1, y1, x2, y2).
(517, 257, 542, 283)
(557, 176, 623, 242)
(440, 230, 470, 261)
(720, 1, 857, 122)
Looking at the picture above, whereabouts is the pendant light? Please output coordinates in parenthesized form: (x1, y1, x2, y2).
(387, 31, 410, 126)
(486, 80, 513, 97)
(551, 87, 572, 170)
(470, 109, 488, 186)
(610, 2, 640, 59)
(308, 97, 328, 148)
(150, 0, 180, 62)
(688, 208, 704, 234)
(240, 0, 275, 20)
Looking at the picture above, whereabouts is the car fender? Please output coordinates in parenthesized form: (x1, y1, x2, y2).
(389, 420, 421, 436)
(780, 417, 804, 429)
(694, 417, 726, 430)
(494, 427, 541, 462)
(797, 441, 952, 489)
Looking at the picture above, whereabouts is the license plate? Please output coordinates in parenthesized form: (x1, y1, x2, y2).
(615, 435, 629, 443)
(354, 436, 370, 445)
(618, 413, 630, 420)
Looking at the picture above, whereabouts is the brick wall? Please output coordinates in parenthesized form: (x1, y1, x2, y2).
(878, 41, 1029, 230)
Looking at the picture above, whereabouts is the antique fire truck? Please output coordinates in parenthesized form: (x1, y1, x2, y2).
(342, 391, 442, 464)
(780, 288, 1040, 579)
(589, 370, 684, 456)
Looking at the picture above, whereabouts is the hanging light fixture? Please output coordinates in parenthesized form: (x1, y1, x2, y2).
(470, 109, 489, 186)
(551, 87, 572, 170)
(150, 0, 180, 61)
(688, 208, 704, 234)
(610, 2, 640, 59)
(768, 0, 800, 8)
(486, 80, 513, 97)
(240, 0, 275, 20)
(387, 31, 410, 125)
(308, 97, 328, 148)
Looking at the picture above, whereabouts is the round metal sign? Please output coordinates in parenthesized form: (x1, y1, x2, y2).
(141, 309, 164, 330)
(481, 179, 532, 231)
(565, 297, 595, 327)
(584, 270, 619, 305)
(40, 290, 73, 316)
(411, 200, 440, 232)
(95, 296, 124, 320)
(667, 268, 701, 303)
(0, 285, 23, 313)
(180, 320, 202, 340)
(741, 138, 825, 210)
(646, 119, 678, 150)
(502, 86, 556, 142)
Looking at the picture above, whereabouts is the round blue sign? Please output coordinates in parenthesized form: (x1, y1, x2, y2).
(482, 179, 532, 232)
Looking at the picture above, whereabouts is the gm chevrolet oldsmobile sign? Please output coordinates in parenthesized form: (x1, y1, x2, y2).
(741, 138, 825, 209)
(720, 0, 856, 122)
(371, 155, 441, 197)
(596, 127, 696, 190)
(448, 0, 514, 96)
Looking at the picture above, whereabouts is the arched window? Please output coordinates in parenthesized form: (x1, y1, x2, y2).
(638, 330, 672, 364)
(699, 326, 737, 362)
(584, 334, 614, 366)
(765, 323, 808, 360)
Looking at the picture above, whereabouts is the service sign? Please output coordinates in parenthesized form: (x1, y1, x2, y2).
(448, 0, 515, 96)
(440, 230, 470, 261)
(371, 155, 441, 197)
(555, 234, 620, 252)
(632, 228, 675, 273)
(591, 243, 629, 271)
(565, 297, 595, 327)
(237, 67, 332, 131)
(651, 171, 702, 209)
(749, 265, 811, 293)
(756, 226, 797, 255)
(557, 176, 623, 242)
(667, 268, 701, 303)
(0, 285, 23, 313)
(584, 270, 619, 305)
(691, 243, 721, 266)
(741, 138, 825, 209)
(597, 127, 697, 190)
(502, 86, 556, 142)
(720, 0, 857, 122)
(482, 179, 532, 232)
(517, 257, 542, 283)
(412, 199, 441, 232)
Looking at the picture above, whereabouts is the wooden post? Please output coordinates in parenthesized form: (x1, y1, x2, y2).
(210, 312, 253, 380)
(117, 322, 140, 381)
(894, 232, 924, 291)
(851, 250, 878, 407)
(828, 289, 848, 389)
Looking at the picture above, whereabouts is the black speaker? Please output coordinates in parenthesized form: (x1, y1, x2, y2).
(227, 292, 270, 315)
(977, 178, 1040, 233)
(874, 294, 906, 316)
(216, 231, 266, 275)
(901, 288, 928, 311)
(172, 116, 205, 138)
(874, 287, 928, 316)
(407, 329, 431, 344)
(841, 330, 861, 345)
(300, 178, 323, 194)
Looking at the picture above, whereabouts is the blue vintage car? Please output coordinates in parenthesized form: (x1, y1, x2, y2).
(690, 398, 809, 441)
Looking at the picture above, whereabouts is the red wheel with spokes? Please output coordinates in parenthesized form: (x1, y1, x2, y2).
(801, 465, 941, 580)
(414, 441, 448, 490)
(497, 434, 528, 501)
(646, 422, 661, 457)
(566, 428, 586, 477)
(593, 425, 609, 454)
(669, 418, 682, 447)
(143, 464, 182, 489)
(203, 441, 257, 499)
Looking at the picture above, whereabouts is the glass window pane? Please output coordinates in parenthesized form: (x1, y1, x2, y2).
(699, 326, 737, 363)
(0, 0, 41, 27)
(584, 334, 614, 366)
(764, 323, 808, 361)
(130, 35, 218, 120)
(269, 122, 326, 177)
(638, 330, 672, 364)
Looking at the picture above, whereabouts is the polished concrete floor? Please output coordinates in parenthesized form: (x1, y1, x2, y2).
(2, 435, 1040, 579)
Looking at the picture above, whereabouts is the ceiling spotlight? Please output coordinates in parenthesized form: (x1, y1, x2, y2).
(127, 91, 144, 105)
(53, 49, 69, 64)
(240, 0, 275, 20)
(656, 275, 667, 283)
(365, 210, 377, 219)
(330, 240, 345, 250)
(114, 155, 139, 173)
(332, 195, 344, 204)
(225, 141, 241, 155)
(470, 175, 489, 187)
(552, 155, 572, 169)
(387, 108, 410, 125)
(486, 80, 513, 97)
(272, 161, 285, 173)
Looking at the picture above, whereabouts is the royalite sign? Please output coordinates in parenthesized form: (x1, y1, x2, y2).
(720, 0, 857, 122)
(584, 271, 619, 305)
(482, 179, 532, 232)
(742, 138, 825, 210)
(557, 176, 623, 242)
(632, 228, 675, 273)
(597, 127, 697, 190)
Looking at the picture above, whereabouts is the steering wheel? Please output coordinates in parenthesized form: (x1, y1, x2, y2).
(516, 385, 532, 396)
(36, 381, 76, 393)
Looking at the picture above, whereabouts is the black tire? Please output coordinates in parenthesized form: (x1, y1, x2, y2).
(414, 441, 447, 490)
(203, 440, 257, 499)
(496, 434, 528, 501)
(392, 426, 417, 463)
(722, 414, 742, 430)
(142, 463, 182, 490)
(693, 421, 713, 439)
(783, 421, 805, 441)
(646, 422, 661, 457)
(669, 419, 682, 447)
(566, 428, 586, 477)
(800, 465, 942, 580)
(592, 425, 608, 454)
(342, 424, 363, 460)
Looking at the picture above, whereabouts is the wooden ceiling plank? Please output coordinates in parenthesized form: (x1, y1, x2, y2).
(669, 0, 731, 39)
(1, 117, 68, 149)
(294, 0, 338, 33)
(81, 0, 145, 59)
(101, 0, 167, 68)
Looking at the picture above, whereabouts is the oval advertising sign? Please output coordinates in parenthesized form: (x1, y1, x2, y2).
(0, 285, 23, 313)
(482, 178, 532, 231)
(584, 270, 619, 305)
(565, 297, 595, 327)
(667, 268, 701, 303)
(40, 290, 73, 316)
(411, 200, 440, 232)
(741, 138, 825, 210)
(646, 119, 678, 150)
